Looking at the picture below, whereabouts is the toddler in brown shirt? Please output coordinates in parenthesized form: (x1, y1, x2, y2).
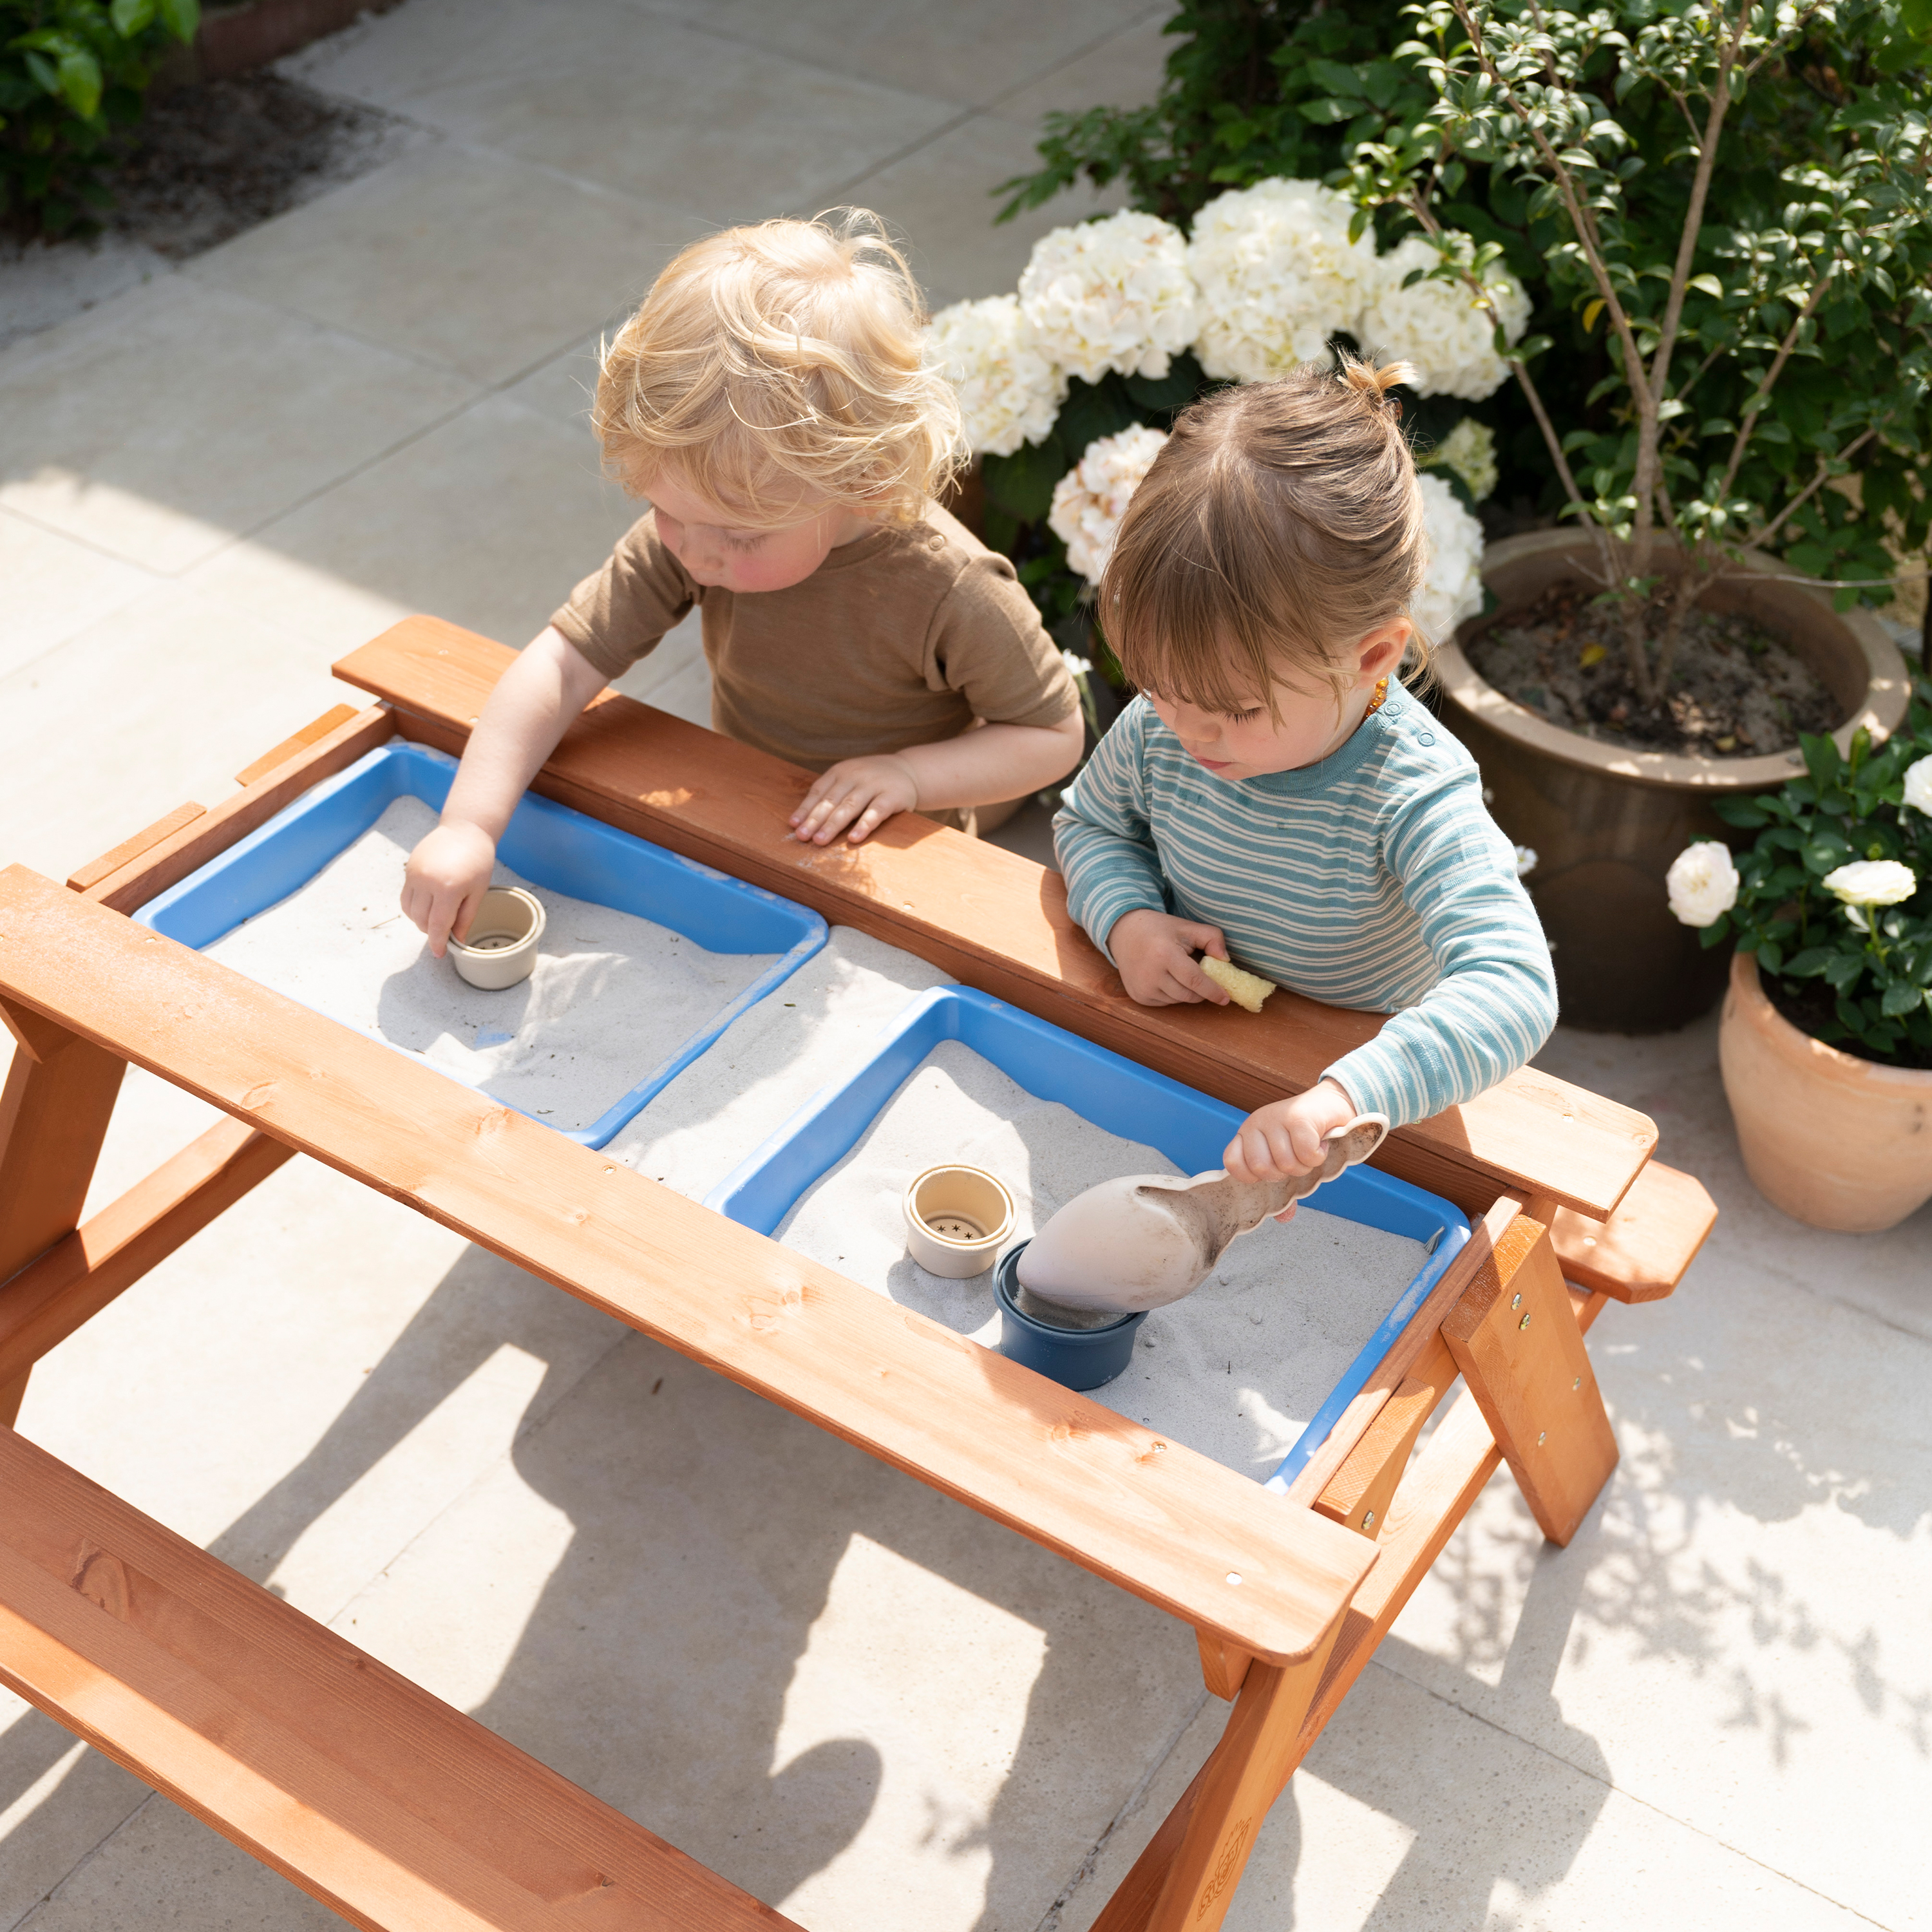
(402, 212, 1083, 957)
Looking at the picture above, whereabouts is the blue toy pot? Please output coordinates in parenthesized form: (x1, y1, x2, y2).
(994, 1241, 1146, 1391)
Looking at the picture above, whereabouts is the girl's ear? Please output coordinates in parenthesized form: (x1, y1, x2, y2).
(1354, 618, 1412, 686)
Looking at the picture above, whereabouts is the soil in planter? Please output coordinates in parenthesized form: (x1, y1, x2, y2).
(1763, 969, 1932, 1071)
(99, 72, 408, 258)
(1467, 583, 1844, 757)
(2, 73, 408, 345)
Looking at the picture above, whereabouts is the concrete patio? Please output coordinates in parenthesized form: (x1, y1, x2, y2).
(1, 3, 1927, 1927)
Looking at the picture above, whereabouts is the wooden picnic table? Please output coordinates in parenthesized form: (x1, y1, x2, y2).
(0, 617, 1716, 1931)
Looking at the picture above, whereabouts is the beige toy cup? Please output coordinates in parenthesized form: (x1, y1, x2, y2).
(903, 1164, 1015, 1278)
(448, 887, 545, 990)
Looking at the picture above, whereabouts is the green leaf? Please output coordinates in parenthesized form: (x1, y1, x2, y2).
(1785, 948, 1835, 978)
(1757, 940, 1784, 974)
(1824, 954, 1865, 992)
(56, 47, 101, 120)
(1298, 97, 1352, 125)
(980, 439, 1066, 524)
(110, 0, 156, 33)
(1307, 59, 1370, 99)
(1881, 982, 1924, 1017)
(156, 0, 200, 40)
(1687, 274, 1724, 298)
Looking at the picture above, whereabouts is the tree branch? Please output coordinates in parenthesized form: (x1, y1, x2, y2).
(1747, 426, 1880, 553)
(1710, 264, 1838, 513)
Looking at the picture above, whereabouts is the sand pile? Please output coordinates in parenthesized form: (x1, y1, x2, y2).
(205, 797, 779, 1133)
(776, 1041, 1428, 1479)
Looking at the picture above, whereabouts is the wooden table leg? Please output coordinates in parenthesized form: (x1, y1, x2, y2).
(1, 998, 126, 1424)
(1094, 1615, 1347, 1932)
(1443, 1211, 1618, 1547)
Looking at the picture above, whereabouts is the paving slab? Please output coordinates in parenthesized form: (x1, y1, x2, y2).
(191, 140, 712, 388)
(647, 0, 1159, 112)
(0, 278, 477, 576)
(0, 508, 158, 683)
(989, 11, 1170, 129)
(290, 0, 962, 223)
(185, 392, 641, 662)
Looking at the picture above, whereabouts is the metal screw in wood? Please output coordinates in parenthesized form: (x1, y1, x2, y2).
(1361, 1510, 1376, 1531)
(1519, 1311, 1531, 1329)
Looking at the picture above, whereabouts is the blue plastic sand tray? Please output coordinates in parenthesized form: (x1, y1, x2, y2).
(135, 741, 828, 1149)
(708, 987, 1470, 1490)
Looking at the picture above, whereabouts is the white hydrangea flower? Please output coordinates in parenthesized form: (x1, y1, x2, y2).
(925, 294, 1067, 457)
(1356, 235, 1532, 402)
(1018, 211, 1200, 385)
(1426, 417, 1499, 503)
(1902, 753, 1932, 816)
(1665, 842, 1740, 927)
(1823, 859, 1917, 908)
(1409, 473, 1486, 645)
(1188, 178, 1378, 383)
(1048, 424, 1169, 586)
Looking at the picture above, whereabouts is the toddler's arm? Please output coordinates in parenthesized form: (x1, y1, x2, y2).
(1052, 705, 1233, 1006)
(791, 713, 1083, 845)
(401, 625, 607, 954)
(1321, 768, 1558, 1124)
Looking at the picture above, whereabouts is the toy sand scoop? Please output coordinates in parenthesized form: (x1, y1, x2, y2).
(1014, 1113, 1390, 1323)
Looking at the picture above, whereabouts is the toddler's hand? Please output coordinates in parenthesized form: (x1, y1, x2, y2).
(1224, 1080, 1359, 1221)
(402, 820, 497, 958)
(791, 755, 920, 846)
(1108, 910, 1232, 1007)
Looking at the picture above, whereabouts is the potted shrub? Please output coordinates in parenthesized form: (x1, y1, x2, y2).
(1342, 0, 1929, 1030)
(1666, 681, 1932, 1230)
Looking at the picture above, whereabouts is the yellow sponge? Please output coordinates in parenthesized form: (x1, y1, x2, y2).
(1200, 954, 1277, 1014)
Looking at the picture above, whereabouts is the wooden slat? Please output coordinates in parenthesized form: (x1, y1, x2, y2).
(0, 1426, 799, 1931)
(1194, 1631, 1254, 1702)
(0, 867, 1376, 1665)
(79, 705, 395, 915)
(1144, 1638, 1343, 1932)
(0, 999, 126, 1285)
(235, 703, 359, 787)
(334, 617, 1658, 1220)
(1442, 1215, 1619, 1548)
(66, 803, 207, 893)
(1551, 1159, 1716, 1302)
(1281, 1199, 1508, 1510)
(1312, 1331, 1456, 1538)
(0, 1118, 293, 1387)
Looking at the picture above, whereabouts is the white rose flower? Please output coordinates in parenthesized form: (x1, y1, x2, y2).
(1188, 178, 1379, 383)
(925, 295, 1067, 457)
(1823, 859, 1917, 907)
(1409, 473, 1486, 645)
(1048, 423, 1169, 586)
(1902, 753, 1932, 816)
(1665, 841, 1741, 927)
(1018, 211, 1199, 385)
(1425, 417, 1499, 503)
(1356, 235, 1532, 402)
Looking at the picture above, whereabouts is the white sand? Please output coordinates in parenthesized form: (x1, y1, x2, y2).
(775, 1041, 1429, 1479)
(205, 797, 779, 1133)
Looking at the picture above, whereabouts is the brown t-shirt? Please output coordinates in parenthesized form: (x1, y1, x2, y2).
(551, 501, 1079, 775)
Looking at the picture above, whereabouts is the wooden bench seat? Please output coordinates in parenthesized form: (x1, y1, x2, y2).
(0, 1425, 799, 1932)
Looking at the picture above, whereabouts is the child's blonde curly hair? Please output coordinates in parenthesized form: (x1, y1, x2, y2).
(594, 209, 965, 527)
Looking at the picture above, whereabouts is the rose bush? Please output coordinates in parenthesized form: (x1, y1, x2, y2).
(1668, 678, 1932, 1067)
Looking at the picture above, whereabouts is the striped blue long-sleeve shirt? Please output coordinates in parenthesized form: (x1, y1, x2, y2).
(1052, 692, 1557, 1127)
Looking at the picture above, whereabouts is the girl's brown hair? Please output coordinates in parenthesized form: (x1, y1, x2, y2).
(1101, 357, 1428, 717)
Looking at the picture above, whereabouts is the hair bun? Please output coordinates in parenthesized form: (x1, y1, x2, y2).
(1338, 354, 1414, 416)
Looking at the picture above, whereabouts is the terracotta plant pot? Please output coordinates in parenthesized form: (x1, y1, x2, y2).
(1718, 951, 1932, 1232)
(1439, 531, 1910, 1033)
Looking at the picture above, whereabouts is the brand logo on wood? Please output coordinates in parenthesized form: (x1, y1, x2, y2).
(1197, 1817, 1253, 1916)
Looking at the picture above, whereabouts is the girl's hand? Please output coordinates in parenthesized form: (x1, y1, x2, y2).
(791, 755, 920, 846)
(1109, 910, 1233, 1007)
(402, 820, 497, 957)
(1224, 1079, 1359, 1220)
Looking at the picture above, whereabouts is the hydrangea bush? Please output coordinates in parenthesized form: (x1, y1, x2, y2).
(927, 176, 1504, 697)
(1666, 679, 1932, 1068)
